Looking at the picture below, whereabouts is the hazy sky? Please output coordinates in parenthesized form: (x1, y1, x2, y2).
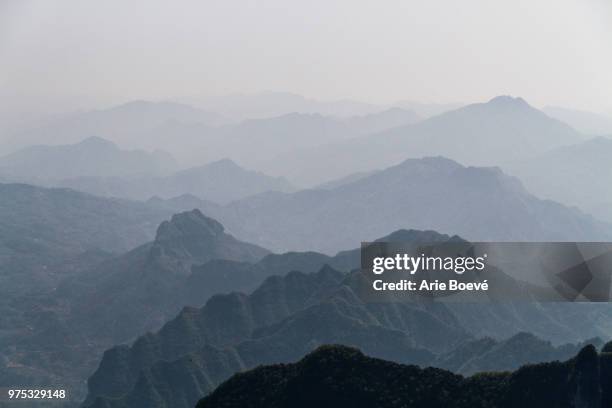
(1, 0, 611, 115)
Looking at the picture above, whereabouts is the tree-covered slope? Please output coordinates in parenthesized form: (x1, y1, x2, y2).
(197, 343, 612, 408)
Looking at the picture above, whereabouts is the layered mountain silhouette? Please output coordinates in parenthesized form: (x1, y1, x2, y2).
(0, 137, 294, 203)
(196, 343, 612, 408)
(203, 156, 612, 253)
(147, 112, 363, 166)
(259, 96, 585, 186)
(62, 210, 269, 342)
(189, 91, 384, 119)
(83, 264, 454, 408)
(149, 109, 420, 167)
(83, 240, 612, 408)
(0, 136, 177, 181)
(504, 137, 612, 223)
(0, 210, 268, 404)
(2, 98, 422, 171)
(59, 158, 295, 204)
(4, 201, 610, 406)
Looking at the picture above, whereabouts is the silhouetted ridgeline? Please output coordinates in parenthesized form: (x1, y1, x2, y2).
(196, 343, 612, 408)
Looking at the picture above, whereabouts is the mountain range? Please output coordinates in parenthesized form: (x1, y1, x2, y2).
(1, 98, 422, 171)
(83, 254, 612, 408)
(3, 92, 612, 408)
(258, 96, 586, 186)
(3, 195, 611, 406)
(0, 137, 295, 203)
(87, 107, 421, 169)
(0, 209, 271, 404)
(198, 156, 612, 253)
(188, 92, 461, 120)
(58, 157, 295, 204)
(2, 205, 362, 404)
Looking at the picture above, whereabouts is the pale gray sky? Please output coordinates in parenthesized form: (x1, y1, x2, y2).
(1, 0, 611, 115)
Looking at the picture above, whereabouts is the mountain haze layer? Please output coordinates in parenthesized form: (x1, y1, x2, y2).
(2, 100, 226, 153)
(505, 137, 612, 223)
(59, 158, 294, 204)
(259, 96, 584, 186)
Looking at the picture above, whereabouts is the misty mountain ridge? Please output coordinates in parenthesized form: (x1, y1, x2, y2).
(203, 155, 612, 253)
(58, 157, 295, 204)
(0, 136, 177, 181)
(148, 108, 421, 167)
(0, 136, 295, 203)
(258, 95, 586, 186)
(2, 96, 424, 169)
(504, 136, 612, 224)
(2, 100, 227, 153)
(185, 91, 385, 119)
(544, 105, 612, 135)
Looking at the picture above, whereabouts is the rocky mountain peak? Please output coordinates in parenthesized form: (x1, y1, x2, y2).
(154, 209, 224, 245)
(487, 95, 531, 109)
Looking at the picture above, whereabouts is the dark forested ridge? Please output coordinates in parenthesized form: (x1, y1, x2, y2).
(197, 343, 612, 408)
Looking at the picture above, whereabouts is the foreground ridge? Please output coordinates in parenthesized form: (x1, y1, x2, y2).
(197, 343, 612, 408)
